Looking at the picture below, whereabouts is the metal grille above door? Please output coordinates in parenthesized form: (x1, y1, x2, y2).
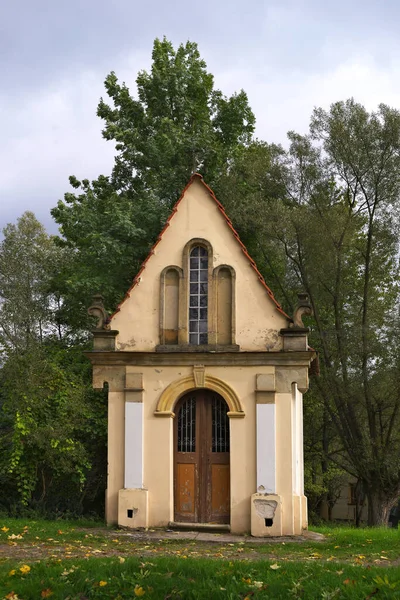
(212, 395, 230, 453)
(177, 396, 196, 453)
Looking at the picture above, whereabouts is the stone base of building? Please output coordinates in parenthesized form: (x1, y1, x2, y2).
(118, 489, 149, 528)
(114, 489, 308, 536)
(250, 493, 308, 536)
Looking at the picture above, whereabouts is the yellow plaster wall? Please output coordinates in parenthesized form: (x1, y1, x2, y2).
(111, 178, 288, 351)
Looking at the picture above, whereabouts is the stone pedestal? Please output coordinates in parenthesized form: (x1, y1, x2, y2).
(118, 489, 149, 528)
(251, 493, 282, 537)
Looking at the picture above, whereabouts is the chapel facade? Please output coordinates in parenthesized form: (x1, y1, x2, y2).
(87, 174, 315, 536)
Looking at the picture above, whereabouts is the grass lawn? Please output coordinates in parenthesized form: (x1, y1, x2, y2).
(0, 519, 399, 599)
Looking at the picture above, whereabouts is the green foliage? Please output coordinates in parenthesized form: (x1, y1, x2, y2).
(216, 141, 293, 311)
(51, 37, 255, 326)
(0, 212, 63, 353)
(51, 175, 146, 329)
(0, 343, 107, 512)
(99, 38, 254, 197)
(0, 211, 107, 516)
(218, 102, 400, 524)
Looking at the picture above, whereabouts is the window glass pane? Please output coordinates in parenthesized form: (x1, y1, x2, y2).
(190, 283, 198, 294)
(189, 320, 199, 332)
(190, 257, 199, 269)
(199, 333, 207, 344)
(190, 296, 197, 307)
(199, 320, 207, 332)
(200, 270, 208, 282)
(200, 257, 208, 269)
(189, 308, 199, 320)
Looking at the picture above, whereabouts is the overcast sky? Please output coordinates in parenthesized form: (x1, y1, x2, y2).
(1, 0, 400, 232)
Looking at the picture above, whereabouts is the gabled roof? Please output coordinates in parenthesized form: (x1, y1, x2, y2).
(111, 173, 290, 320)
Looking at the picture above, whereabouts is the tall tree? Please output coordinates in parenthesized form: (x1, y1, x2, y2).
(51, 37, 255, 326)
(0, 212, 63, 354)
(0, 342, 107, 512)
(221, 102, 400, 524)
(0, 213, 107, 515)
(307, 100, 400, 525)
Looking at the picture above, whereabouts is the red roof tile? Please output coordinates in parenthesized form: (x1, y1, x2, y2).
(111, 173, 290, 321)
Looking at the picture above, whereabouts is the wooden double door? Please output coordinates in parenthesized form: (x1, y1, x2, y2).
(174, 390, 230, 524)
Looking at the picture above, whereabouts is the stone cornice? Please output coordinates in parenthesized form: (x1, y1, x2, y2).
(85, 350, 316, 367)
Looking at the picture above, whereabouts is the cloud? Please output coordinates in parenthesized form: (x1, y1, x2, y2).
(0, 49, 150, 232)
(213, 51, 400, 144)
(2, 7, 400, 233)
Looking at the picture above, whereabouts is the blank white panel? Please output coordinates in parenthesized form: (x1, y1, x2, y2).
(124, 402, 143, 489)
(256, 403, 275, 493)
(298, 391, 304, 495)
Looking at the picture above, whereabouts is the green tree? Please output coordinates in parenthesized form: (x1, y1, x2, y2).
(215, 141, 293, 310)
(307, 100, 400, 525)
(0, 213, 107, 515)
(222, 102, 400, 525)
(0, 212, 64, 354)
(51, 37, 255, 326)
(0, 343, 107, 513)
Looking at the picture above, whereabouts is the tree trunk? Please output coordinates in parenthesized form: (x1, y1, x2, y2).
(327, 503, 333, 522)
(366, 490, 395, 526)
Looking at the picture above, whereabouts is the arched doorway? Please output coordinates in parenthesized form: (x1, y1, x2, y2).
(174, 390, 230, 524)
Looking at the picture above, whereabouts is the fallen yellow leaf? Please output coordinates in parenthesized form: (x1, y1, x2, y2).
(19, 565, 31, 574)
(270, 563, 280, 570)
(134, 585, 146, 597)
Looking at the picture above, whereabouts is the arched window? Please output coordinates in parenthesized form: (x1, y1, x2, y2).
(189, 246, 208, 345)
(158, 239, 238, 350)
